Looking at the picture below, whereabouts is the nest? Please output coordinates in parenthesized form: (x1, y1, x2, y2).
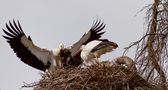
(30, 61, 158, 90)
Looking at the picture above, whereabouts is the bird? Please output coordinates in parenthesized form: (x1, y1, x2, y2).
(2, 20, 66, 72)
(63, 19, 106, 67)
(2, 19, 106, 71)
(80, 39, 118, 66)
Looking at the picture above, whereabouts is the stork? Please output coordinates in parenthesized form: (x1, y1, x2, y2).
(80, 39, 118, 66)
(2, 20, 65, 71)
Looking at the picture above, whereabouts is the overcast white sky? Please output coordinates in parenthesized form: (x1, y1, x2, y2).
(0, 0, 152, 90)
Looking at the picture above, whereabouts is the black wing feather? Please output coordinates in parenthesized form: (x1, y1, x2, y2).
(3, 28, 16, 38)
(17, 20, 24, 33)
(12, 20, 23, 34)
(9, 21, 20, 35)
(2, 20, 48, 71)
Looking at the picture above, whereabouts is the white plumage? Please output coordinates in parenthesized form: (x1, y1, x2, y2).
(80, 40, 118, 65)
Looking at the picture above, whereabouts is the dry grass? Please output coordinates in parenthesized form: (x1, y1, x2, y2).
(24, 61, 159, 90)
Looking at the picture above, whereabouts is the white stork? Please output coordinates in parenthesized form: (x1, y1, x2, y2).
(2, 19, 106, 71)
(80, 39, 118, 66)
(2, 20, 66, 71)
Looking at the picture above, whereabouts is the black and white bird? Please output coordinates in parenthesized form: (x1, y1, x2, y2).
(2, 20, 65, 72)
(80, 39, 118, 65)
(2, 19, 106, 71)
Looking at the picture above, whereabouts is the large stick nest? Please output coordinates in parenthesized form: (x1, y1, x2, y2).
(31, 60, 158, 90)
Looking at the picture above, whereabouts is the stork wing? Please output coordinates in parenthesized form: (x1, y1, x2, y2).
(2, 20, 52, 71)
(91, 39, 118, 57)
(70, 19, 106, 57)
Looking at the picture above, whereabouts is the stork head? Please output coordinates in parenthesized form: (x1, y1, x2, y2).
(58, 43, 71, 58)
(52, 43, 64, 56)
(59, 43, 64, 49)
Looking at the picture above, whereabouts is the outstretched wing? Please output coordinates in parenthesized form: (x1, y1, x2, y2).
(70, 19, 106, 57)
(91, 39, 118, 57)
(2, 20, 52, 71)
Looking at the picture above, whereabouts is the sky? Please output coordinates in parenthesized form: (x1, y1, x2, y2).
(0, 0, 152, 90)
